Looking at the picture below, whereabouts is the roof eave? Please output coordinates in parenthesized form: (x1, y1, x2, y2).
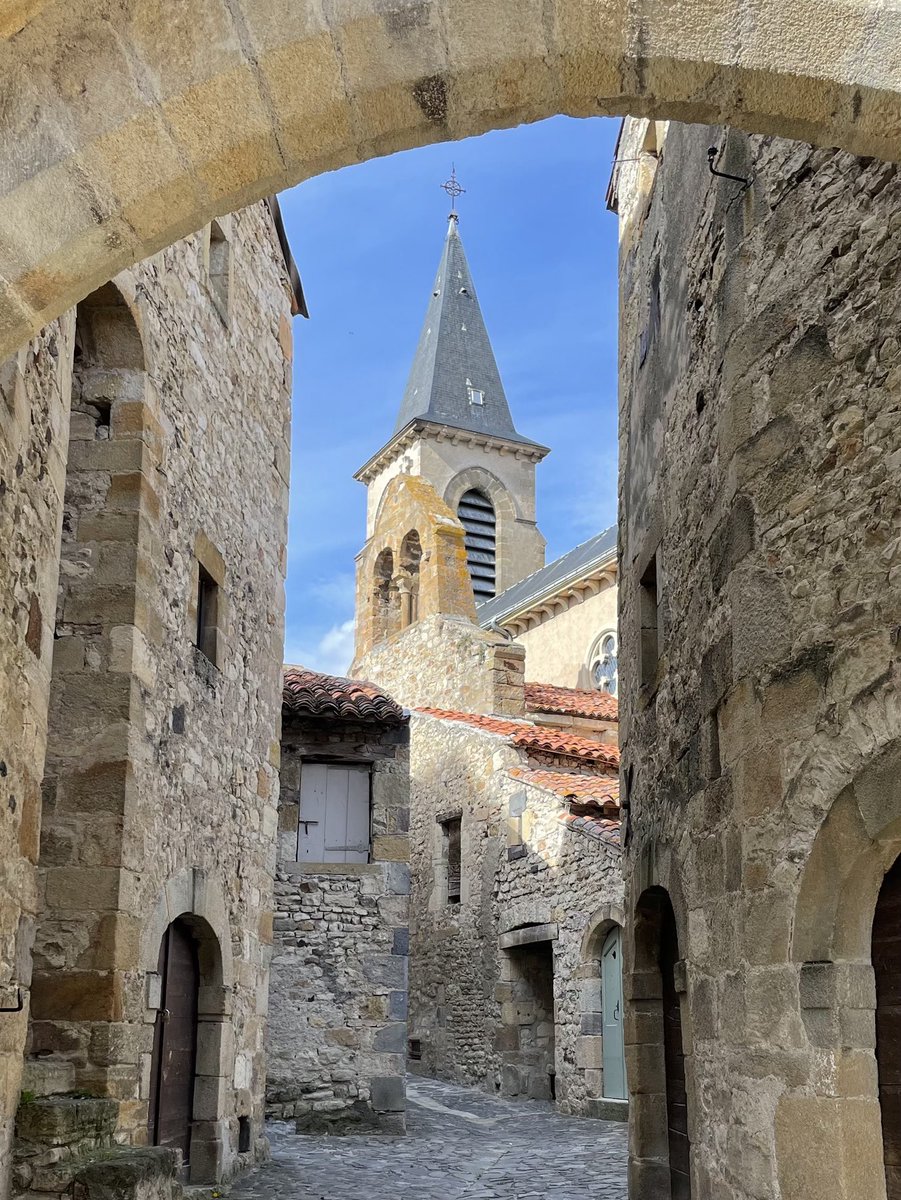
(478, 550, 618, 629)
(354, 418, 550, 484)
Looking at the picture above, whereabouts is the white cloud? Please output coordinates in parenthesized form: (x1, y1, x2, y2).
(284, 618, 356, 677)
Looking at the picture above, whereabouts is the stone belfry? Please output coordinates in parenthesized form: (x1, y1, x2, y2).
(354, 207, 548, 633)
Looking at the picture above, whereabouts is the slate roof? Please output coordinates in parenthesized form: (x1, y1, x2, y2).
(525, 682, 619, 722)
(282, 666, 406, 725)
(477, 525, 618, 627)
(416, 708, 620, 769)
(392, 216, 544, 450)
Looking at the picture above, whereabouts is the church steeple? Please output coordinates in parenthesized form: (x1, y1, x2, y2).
(392, 214, 542, 448)
(355, 203, 548, 611)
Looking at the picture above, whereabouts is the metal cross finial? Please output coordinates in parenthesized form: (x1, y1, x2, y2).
(440, 164, 465, 216)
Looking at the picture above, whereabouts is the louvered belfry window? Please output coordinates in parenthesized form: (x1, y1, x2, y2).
(458, 488, 496, 602)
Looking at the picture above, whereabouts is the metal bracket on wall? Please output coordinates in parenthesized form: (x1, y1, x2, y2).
(0, 988, 23, 1013)
(707, 146, 752, 187)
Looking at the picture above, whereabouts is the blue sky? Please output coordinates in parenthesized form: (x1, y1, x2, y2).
(278, 115, 622, 674)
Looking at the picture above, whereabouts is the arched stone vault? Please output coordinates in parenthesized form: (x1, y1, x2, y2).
(1, 0, 900, 359)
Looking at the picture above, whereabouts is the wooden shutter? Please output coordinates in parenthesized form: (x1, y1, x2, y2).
(298, 764, 371, 864)
(297, 763, 328, 861)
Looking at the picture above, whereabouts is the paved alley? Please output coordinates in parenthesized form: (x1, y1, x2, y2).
(231, 1076, 628, 1200)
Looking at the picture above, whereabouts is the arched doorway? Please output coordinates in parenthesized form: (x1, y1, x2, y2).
(629, 885, 691, 1199)
(660, 899, 690, 1199)
(874, 857, 901, 1199)
(148, 919, 200, 1164)
(600, 925, 626, 1101)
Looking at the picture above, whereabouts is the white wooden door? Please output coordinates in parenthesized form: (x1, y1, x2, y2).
(297, 764, 370, 863)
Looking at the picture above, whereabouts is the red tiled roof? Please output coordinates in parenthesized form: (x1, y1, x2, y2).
(558, 811, 621, 848)
(525, 682, 618, 721)
(417, 708, 620, 769)
(509, 767, 620, 810)
(283, 667, 406, 724)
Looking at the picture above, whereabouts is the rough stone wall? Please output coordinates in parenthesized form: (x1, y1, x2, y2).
(356, 612, 525, 716)
(17, 201, 293, 1184)
(513, 580, 618, 691)
(0, 319, 74, 1192)
(407, 713, 623, 1117)
(617, 120, 901, 1199)
(267, 714, 410, 1133)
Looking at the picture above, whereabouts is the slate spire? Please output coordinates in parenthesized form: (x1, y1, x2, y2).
(393, 215, 540, 446)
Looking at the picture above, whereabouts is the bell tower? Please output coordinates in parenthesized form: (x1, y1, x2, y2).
(354, 208, 549, 613)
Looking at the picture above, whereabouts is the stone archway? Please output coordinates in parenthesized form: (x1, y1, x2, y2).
(2, 0, 901, 359)
(787, 740, 901, 1200)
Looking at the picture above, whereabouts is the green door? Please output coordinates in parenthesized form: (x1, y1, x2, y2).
(601, 926, 626, 1100)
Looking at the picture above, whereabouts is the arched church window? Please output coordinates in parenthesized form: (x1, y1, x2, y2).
(589, 630, 618, 696)
(399, 531, 422, 628)
(457, 489, 496, 602)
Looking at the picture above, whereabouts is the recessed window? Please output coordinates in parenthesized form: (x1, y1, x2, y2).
(467, 383, 485, 406)
(238, 1116, 251, 1154)
(441, 816, 462, 906)
(590, 630, 618, 696)
(196, 564, 220, 665)
(639, 553, 661, 689)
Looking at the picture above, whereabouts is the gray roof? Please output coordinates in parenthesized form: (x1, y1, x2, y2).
(477, 526, 618, 626)
(392, 216, 542, 448)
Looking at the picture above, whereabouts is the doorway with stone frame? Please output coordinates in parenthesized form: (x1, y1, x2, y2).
(498, 934, 557, 1102)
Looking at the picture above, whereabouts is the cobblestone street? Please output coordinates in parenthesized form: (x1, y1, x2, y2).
(232, 1076, 628, 1200)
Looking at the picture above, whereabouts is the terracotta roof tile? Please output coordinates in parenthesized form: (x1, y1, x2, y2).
(558, 811, 621, 849)
(283, 666, 406, 724)
(417, 708, 619, 769)
(509, 767, 620, 809)
(525, 682, 618, 721)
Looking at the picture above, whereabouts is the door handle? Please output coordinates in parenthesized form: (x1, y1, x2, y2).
(613, 1001, 620, 1022)
(160, 1008, 171, 1022)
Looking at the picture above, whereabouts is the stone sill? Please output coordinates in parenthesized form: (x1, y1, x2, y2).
(282, 862, 381, 877)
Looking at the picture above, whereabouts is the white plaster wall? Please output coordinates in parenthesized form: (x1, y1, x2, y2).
(515, 582, 618, 690)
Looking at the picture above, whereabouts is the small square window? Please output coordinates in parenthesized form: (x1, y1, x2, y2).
(467, 385, 485, 407)
(196, 564, 220, 665)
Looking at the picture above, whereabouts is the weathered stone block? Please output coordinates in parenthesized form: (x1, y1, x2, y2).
(369, 1075, 405, 1113)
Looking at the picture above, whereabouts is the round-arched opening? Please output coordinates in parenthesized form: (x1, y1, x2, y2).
(630, 886, 691, 1200)
(147, 911, 230, 1182)
(457, 488, 496, 602)
(372, 547, 398, 642)
(399, 530, 422, 627)
(3, 1, 899, 363)
(148, 918, 201, 1164)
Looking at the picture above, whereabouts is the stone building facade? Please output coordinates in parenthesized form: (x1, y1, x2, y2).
(2, 200, 300, 1195)
(612, 117, 901, 1199)
(266, 668, 410, 1134)
(406, 692, 625, 1119)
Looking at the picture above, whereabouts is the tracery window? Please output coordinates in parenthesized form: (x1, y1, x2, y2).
(590, 630, 618, 696)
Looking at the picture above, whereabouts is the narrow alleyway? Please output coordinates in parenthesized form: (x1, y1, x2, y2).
(232, 1077, 628, 1200)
